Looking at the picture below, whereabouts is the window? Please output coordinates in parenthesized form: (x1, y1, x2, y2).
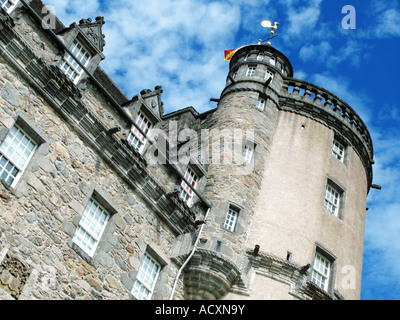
(223, 207, 238, 232)
(242, 144, 254, 164)
(244, 54, 251, 61)
(59, 40, 91, 83)
(178, 167, 198, 205)
(257, 53, 264, 61)
(0, 0, 18, 13)
(127, 111, 152, 152)
(265, 70, 274, 82)
(324, 182, 343, 217)
(232, 71, 238, 79)
(311, 251, 332, 291)
(131, 253, 161, 300)
(246, 67, 256, 77)
(256, 98, 265, 111)
(0, 124, 37, 188)
(72, 197, 110, 257)
(331, 139, 345, 163)
(269, 56, 276, 66)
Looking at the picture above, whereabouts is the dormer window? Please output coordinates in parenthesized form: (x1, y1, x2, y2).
(179, 167, 198, 205)
(257, 53, 264, 61)
(128, 111, 152, 153)
(0, 0, 18, 13)
(59, 40, 91, 83)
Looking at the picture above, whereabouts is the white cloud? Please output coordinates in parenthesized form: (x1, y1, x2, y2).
(279, 0, 323, 37)
(299, 41, 332, 62)
(378, 8, 400, 37)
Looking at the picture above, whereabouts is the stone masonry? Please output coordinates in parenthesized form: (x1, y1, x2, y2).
(0, 0, 374, 300)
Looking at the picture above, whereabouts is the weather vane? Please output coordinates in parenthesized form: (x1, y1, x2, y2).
(258, 20, 280, 46)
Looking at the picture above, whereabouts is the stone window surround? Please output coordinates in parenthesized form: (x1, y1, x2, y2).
(130, 243, 169, 300)
(70, 185, 120, 262)
(311, 244, 337, 294)
(56, 30, 105, 85)
(0, 111, 50, 190)
(223, 205, 240, 232)
(331, 133, 350, 166)
(58, 40, 91, 84)
(220, 202, 244, 234)
(127, 110, 152, 154)
(243, 137, 258, 166)
(323, 177, 346, 220)
(176, 159, 208, 208)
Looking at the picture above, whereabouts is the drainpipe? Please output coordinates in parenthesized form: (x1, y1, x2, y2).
(169, 207, 210, 300)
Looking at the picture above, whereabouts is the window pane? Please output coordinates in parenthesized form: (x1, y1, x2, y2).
(73, 197, 110, 256)
(0, 125, 36, 186)
(132, 254, 161, 300)
(224, 208, 238, 231)
(179, 167, 198, 203)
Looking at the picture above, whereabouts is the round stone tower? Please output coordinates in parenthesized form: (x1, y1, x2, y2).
(183, 44, 373, 300)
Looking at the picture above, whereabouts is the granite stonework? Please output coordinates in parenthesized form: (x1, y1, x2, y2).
(0, 0, 374, 300)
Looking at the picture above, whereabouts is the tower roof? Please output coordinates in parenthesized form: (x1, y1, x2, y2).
(229, 44, 294, 77)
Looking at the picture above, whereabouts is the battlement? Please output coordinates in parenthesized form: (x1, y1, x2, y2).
(280, 77, 373, 189)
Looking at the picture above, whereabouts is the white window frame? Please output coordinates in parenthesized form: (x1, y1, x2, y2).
(59, 40, 91, 84)
(265, 70, 274, 82)
(178, 167, 198, 206)
(131, 253, 161, 300)
(127, 111, 152, 153)
(257, 53, 264, 61)
(246, 67, 256, 77)
(323, 182, 342, 217)
(311, 251, 332, 291)
(0, 124, 37, 188)
(223, 207, 238, 232)
(242, 144, 254, 164)
(331, 139, 345, 163)
(72, 197, 110, 257)
(256, 98, 266, 111)
(0, 0, 19, 13)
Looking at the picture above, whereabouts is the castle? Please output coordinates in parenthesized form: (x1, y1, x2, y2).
(0, 0, 375, 300)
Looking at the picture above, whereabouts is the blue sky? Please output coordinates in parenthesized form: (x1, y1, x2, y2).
(46, 0, 400, 300)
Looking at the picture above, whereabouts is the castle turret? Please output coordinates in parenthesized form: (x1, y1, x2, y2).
(183, 44, 373, 300)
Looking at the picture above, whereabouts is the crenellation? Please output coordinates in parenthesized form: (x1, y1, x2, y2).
(0, 0, 375, 301)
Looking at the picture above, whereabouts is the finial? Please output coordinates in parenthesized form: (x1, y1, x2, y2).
(259, 20, 280, 46)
